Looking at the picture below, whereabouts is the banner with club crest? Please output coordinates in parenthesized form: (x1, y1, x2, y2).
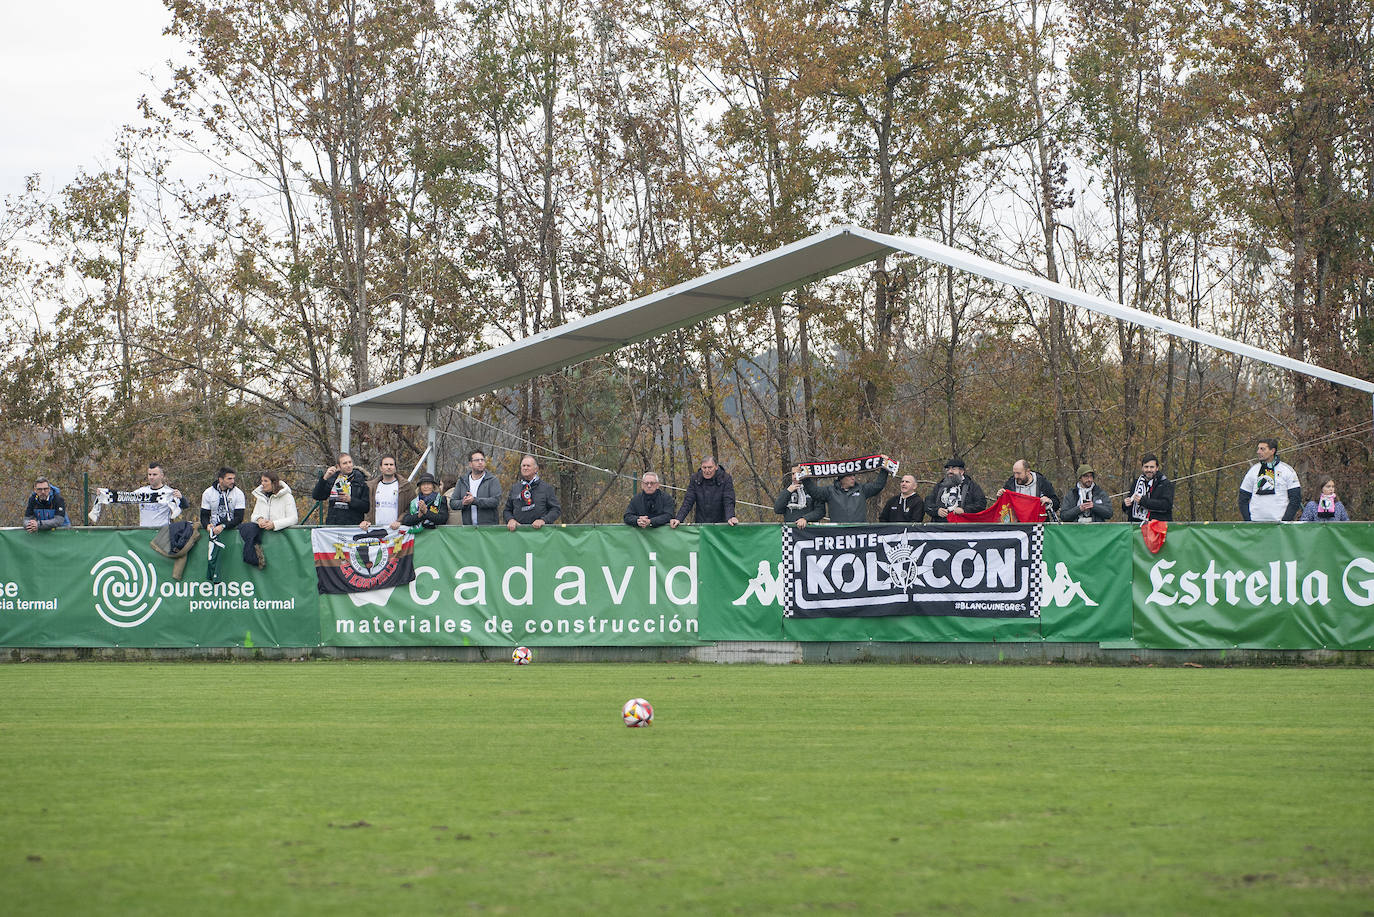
(311, 526, 416, 594)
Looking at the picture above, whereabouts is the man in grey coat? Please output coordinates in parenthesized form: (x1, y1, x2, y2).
(504, 455, 561, 530)
(449, 449, 503, 525)
(804, 456, 891, 523)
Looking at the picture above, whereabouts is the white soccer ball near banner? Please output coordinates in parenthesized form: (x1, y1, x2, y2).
(621, 698, 653, 727)
(512, 646, 532, 665)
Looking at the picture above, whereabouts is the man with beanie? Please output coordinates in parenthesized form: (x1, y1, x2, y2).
(1060, 464, 1113, 523)
(1239, 438, 1302, 521)
(925, 458, 987, 520)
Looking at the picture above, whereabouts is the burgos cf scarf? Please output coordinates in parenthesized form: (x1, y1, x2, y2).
(312, 527, 416, 594)
(797, 454, 899, 478)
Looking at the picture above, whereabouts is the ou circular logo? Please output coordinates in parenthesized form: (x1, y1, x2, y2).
(90, 551, 162, 628)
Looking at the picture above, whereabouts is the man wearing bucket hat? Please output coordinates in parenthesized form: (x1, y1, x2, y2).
(1060, 464, 1114, 523)
(925, 457, 987, 520)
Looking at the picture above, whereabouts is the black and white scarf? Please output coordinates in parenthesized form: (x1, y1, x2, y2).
(88, 486, 182, 523)
(208, 486, 236, 528)
(797, 454, 899, 479)
(1128, 475, 1153, 522)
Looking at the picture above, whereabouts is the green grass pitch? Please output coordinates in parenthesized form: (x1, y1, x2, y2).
(1, 662, 1370, 915)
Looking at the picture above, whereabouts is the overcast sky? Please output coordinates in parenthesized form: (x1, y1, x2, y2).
(1, 0, 178, 201)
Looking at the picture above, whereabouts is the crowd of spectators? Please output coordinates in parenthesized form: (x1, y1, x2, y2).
(16, 439, 1354, 562)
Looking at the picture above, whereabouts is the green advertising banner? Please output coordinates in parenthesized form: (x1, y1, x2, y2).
(2, 523, 1370, 650)
(1039, 525, 1133, 642)
(320, 525, 706, 647)
(1132, 522, 1374, 650)
(0, 528, 319, 647)
(698, 524, 784, 639)
(700, 524, 1132, 642)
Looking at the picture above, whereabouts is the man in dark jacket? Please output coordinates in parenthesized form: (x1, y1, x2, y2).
(624, 472, 677, 528)
(23, 477, 70, 532)
(774, 467, 825, 527)
(805, 460, 890, 523)
(879, 474, 924, 523)
(449, 449, 502, 525)
(1060, 464, 1114, 523)
(311, 453, 371, 526)
(505, 455, 561, 529)
(996, 459, 1061, 515)
(1123, 453, 1174, 522)
(669, 457, 738, 527)
(925, 458, 988, 520)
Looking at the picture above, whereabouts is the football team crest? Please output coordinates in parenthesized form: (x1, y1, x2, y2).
(312, 527, 416, 594)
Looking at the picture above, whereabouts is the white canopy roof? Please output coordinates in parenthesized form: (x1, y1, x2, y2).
(341, 225, 1372, 438)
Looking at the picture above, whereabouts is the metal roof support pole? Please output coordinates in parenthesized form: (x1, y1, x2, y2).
(426, 409, 437, 474)
(340, 402, 352, 456)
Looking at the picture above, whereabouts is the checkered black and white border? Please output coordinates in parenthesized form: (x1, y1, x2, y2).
(781, 525, 795, 618)
(1028, 524, 1044, 617)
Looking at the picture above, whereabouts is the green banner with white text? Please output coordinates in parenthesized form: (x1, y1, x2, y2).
(1132, 522, 1374, 650)
(321, 525, 705, 646)
(0, 527, 318, 647)
(1, 523, 1370, 649)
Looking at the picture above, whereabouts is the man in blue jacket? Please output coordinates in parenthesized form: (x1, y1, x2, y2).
(23, 477, 70, 532)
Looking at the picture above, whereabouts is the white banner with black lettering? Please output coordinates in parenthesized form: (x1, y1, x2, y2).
(782, 524, 1044, 618)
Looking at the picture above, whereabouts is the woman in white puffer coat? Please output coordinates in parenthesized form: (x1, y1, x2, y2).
(240, 471, 299, 568)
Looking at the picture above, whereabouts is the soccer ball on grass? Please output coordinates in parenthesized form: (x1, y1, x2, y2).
(622, 698, 653, 727)
(512, 646, 532, 665)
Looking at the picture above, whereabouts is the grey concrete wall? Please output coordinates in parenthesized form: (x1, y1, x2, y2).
(5, 643, 1373, 665)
